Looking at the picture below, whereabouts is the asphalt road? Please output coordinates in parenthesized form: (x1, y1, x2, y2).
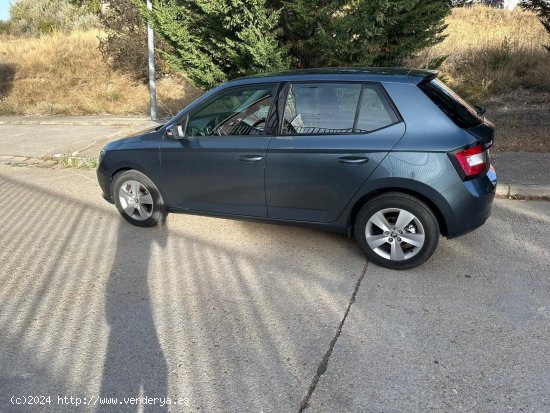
(0, 164, 548, 412)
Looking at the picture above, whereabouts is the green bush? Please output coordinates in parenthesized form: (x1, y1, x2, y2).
(0, 20, 11, 34)
(68, 0, 101, 14)
(9, 0, 99, 36)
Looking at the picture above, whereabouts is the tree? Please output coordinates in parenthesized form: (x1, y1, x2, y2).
(139, 0, 288, 89)
(139, 0, 450, 89)
(521, 0, 550, 51)
(68, 0, 102, 14)
(272, 0, 450, 68)
(99, 0, 171, 82)
(9, 0, 99, 35)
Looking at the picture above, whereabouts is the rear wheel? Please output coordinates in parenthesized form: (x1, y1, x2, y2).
(354, 193, 439, 270)
(112, 170, 168, 227)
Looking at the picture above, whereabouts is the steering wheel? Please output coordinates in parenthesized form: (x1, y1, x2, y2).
(206, 115, 232, 136)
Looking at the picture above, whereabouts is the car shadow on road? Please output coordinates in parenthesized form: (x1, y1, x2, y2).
(98, 222, 169, 411)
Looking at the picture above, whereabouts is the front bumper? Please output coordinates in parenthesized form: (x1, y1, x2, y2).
(96, 163, 113, 203)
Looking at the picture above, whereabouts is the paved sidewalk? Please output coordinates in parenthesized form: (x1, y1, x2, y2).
(491, 152, 550, 198)
(0, 116, 164, 159)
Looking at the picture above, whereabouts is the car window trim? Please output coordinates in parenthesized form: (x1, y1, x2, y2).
(352, 84, 366, 132)
(277, 80, 403, 137)
(186, 82, 281, 137)
(265, 82, 287, 136)
(354, 83, 402, 134)
(372, 83, 402, 124)
(276, 82, 292, 136)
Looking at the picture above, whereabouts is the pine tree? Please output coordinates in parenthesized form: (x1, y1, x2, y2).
(138, 0, 450, 89)
(521, 0, 550, 51)
(272, 0, 450, 68)
(139, 0, 288, 89)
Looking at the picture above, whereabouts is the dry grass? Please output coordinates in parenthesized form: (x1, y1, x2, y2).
(484, 89, 550, 152)
(412, 5, 550, 101)
(0, 30, 201, 116)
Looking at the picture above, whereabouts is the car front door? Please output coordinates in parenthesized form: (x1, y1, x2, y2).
(160, 83, 279, 217)
(266, 81, 406, 223)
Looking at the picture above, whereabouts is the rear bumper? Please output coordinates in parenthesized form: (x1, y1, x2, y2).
(442, 168, 496, 238)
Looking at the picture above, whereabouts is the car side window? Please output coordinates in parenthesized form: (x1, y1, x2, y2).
(186, 84, 277, 137)
(282, 83, 361, 135)
(355, 86, 399, 133)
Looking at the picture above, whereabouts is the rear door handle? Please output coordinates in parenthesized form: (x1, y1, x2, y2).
(238, 155, 263, 163)
(337, 156, 369, 165)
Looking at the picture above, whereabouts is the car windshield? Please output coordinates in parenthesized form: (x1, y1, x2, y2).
(419, 79, 482, 128)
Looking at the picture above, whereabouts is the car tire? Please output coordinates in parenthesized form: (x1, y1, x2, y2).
(354, 192, 439, 270)
(112, 170, 168, 227)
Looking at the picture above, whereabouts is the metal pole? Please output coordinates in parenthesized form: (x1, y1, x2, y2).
(146, 0, 158, 120)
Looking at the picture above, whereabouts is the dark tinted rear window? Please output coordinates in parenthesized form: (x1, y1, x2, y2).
(419, 79, 482, 128)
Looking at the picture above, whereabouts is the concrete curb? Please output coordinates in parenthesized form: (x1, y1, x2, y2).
(496, 183, 550, 199)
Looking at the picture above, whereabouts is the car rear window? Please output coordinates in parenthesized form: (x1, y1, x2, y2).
(419, 79, 482, 128)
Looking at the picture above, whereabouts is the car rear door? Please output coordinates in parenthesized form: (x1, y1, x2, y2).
(160, 83, 279, 217)
(265, 81, 405, 223)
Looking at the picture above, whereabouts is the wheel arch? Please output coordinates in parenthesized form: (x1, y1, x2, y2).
(347, 180, 452, 236)
(109, 165, 167, 205)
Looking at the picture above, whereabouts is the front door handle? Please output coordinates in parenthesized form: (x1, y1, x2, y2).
(337, 156, 369, 165)
(238, 154, 263, 163)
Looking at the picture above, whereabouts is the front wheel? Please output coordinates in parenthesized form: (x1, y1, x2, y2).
(354, 193, 439, 270)
(112, 170, 168, 227)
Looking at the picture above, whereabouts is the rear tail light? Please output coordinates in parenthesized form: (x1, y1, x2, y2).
(449, 144, 488, 179)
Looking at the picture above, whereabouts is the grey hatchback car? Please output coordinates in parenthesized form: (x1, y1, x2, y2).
(97, 68, 497, 269)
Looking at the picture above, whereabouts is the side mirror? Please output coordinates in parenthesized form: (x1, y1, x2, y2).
(166, 116, 188, 139)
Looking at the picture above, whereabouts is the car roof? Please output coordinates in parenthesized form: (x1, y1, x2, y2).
(228, 67, 438, 86)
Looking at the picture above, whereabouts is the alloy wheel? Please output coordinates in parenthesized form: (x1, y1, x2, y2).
(365, 208, 426, 261)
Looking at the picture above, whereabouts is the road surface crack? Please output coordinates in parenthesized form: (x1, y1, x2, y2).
(298, 262, 369, 412)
